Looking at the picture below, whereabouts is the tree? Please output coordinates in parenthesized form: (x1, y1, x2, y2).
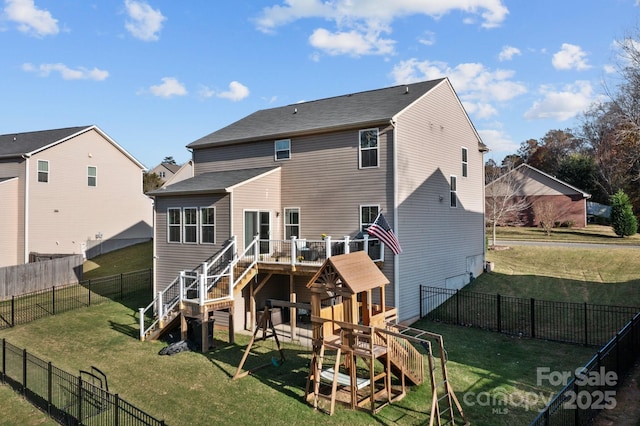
(556, 153, 597, 196)
(143, 172, 163, 193)
(485, 164, 531, 246)
(532, 200, 563, 236)
(518, 130, 580, 176)
(610, 190, 638, 237)
(162, 156, 177, 165)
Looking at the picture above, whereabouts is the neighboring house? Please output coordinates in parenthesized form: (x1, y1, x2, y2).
(485, 164, 591, 228)
(0, 125, 153, 267)
(147, 78, 487, 334)
(148, 161, 182, 182)
(161, 160, 193, 188)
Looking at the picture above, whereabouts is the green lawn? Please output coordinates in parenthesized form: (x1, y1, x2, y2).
(492, 224, 640, 245)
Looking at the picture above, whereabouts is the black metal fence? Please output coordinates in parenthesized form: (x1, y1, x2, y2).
(1, 338, 165, 425)
(420, 286, 639, 346)
(530, 311, 640, 425)
(0, 269, 152, 330)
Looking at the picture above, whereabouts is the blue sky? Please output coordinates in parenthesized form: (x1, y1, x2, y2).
(1, 0, 638, 168)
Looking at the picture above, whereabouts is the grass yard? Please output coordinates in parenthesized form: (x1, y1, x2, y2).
(0, 297, 595, 426)
(471, 245, 640, 307)
(492, 224, 640, 245)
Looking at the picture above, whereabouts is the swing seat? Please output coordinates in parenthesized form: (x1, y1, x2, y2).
(271, 356, 283, 367)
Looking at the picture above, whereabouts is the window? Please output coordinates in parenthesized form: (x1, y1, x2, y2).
(201, 207, 215, 244)
(87, 166, 97, 187)
(159, 171, 166, 178)
(450, 176, 457, 208)
(37, 160, 49, 183)
(183, 208, 198, 243)
(284, 208, 299, 239)
(168, 208, 181, 242)
(360, 205, 380, 232)
(462, 147, 468, 177)
(359, 129, 378, 168)
(275, 139, 290, 160)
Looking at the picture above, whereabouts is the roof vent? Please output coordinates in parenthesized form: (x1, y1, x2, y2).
(405, 86, 409, 94)
(293, 107, 297, 114)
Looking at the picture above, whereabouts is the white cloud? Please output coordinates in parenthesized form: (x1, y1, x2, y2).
(418, 30, 436, 46)
(197, 85, 215, 99)
(498, 45, 521, 61)
(309, 28, 395, 56)
(255, 0, 508, 56)
(148, 77, 187, 98)
(552, 43, 591, 71)
(22, 62, 109, 80)
(4, 0, 58, 37)
(603, 64, 616, 74)
(524, 81, 594, 121)
(124, 0, 166, 41)
(217, 81, 250, 101)
(390, 58, 526, 119)
(478, 128, 517, 153)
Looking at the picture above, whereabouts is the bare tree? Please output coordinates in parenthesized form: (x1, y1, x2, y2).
(485, 164, 531, 247)
(532, 200, 562, 236)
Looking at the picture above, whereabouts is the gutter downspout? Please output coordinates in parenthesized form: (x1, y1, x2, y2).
(22, 154, 30, 263)
(390, 119, 400, 319)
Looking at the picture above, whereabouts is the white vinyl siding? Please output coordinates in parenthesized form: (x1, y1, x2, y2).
(87, 166, 97, 187)
(37, 160, 49, 183)
(359, 129, 378, 168)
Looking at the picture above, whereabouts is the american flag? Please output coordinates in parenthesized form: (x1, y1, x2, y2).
(367, 213, 402, 255)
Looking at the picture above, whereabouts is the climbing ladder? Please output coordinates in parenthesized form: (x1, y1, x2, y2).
(384, 322, 469, 426)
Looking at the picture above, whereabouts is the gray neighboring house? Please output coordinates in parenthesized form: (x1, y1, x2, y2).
(149, 78, 487, 331)
(0, 125, 153, 266)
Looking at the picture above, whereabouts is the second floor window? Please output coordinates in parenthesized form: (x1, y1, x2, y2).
(183, 208, 198, 243)
(462, 147, 468, 178)
(88, 166, 97, 187)
(201, 207, 215, 244)
(361, 205, 380, 232)
(284, 208, 299, 239)
(275, 139, 291, 160)
(359, 129, 378, 168)
(168, 208, 181, 242)
(37, 160, 49, 183)
(450, 176, 458, 208)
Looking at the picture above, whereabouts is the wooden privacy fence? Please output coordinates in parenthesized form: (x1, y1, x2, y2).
(0, 255, 83, 300)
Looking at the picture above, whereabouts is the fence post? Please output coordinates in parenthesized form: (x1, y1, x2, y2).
(77, 375, 84, 422)
(11, 296, 14, 327)
(455, 289, 460, 324)
(88, 279, 91, 306)
(1, 339, 5, 383)
(52, 286, 56, 315)
(419, 285, 423, 318)
(497, 293, 501, 333)
(22, 348, 27, 395)
(47, 361, 52, 415)
(139, 308, 145, 340)
(114, 393, 120, 426)
(584, 303, 588, 346)
(120, 273, 124, 300)
(530, 298, 536, 338)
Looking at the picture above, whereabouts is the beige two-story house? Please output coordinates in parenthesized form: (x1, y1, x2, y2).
(147, 78, 487, 336)
(0, 125, 153, 267)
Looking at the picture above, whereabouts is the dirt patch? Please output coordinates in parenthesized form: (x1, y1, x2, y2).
(591, 361, 640, 426)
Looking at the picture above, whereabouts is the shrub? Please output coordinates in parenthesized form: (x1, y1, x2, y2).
(610, 190, 638, 237)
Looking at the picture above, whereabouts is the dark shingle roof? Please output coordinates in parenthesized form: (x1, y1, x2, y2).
(0, 126, 92, 158)
(148, 167, 279, 197)
(188, 79, 446, 149)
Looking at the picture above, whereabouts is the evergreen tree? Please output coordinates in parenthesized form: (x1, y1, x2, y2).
(610, 189, 638, 237)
